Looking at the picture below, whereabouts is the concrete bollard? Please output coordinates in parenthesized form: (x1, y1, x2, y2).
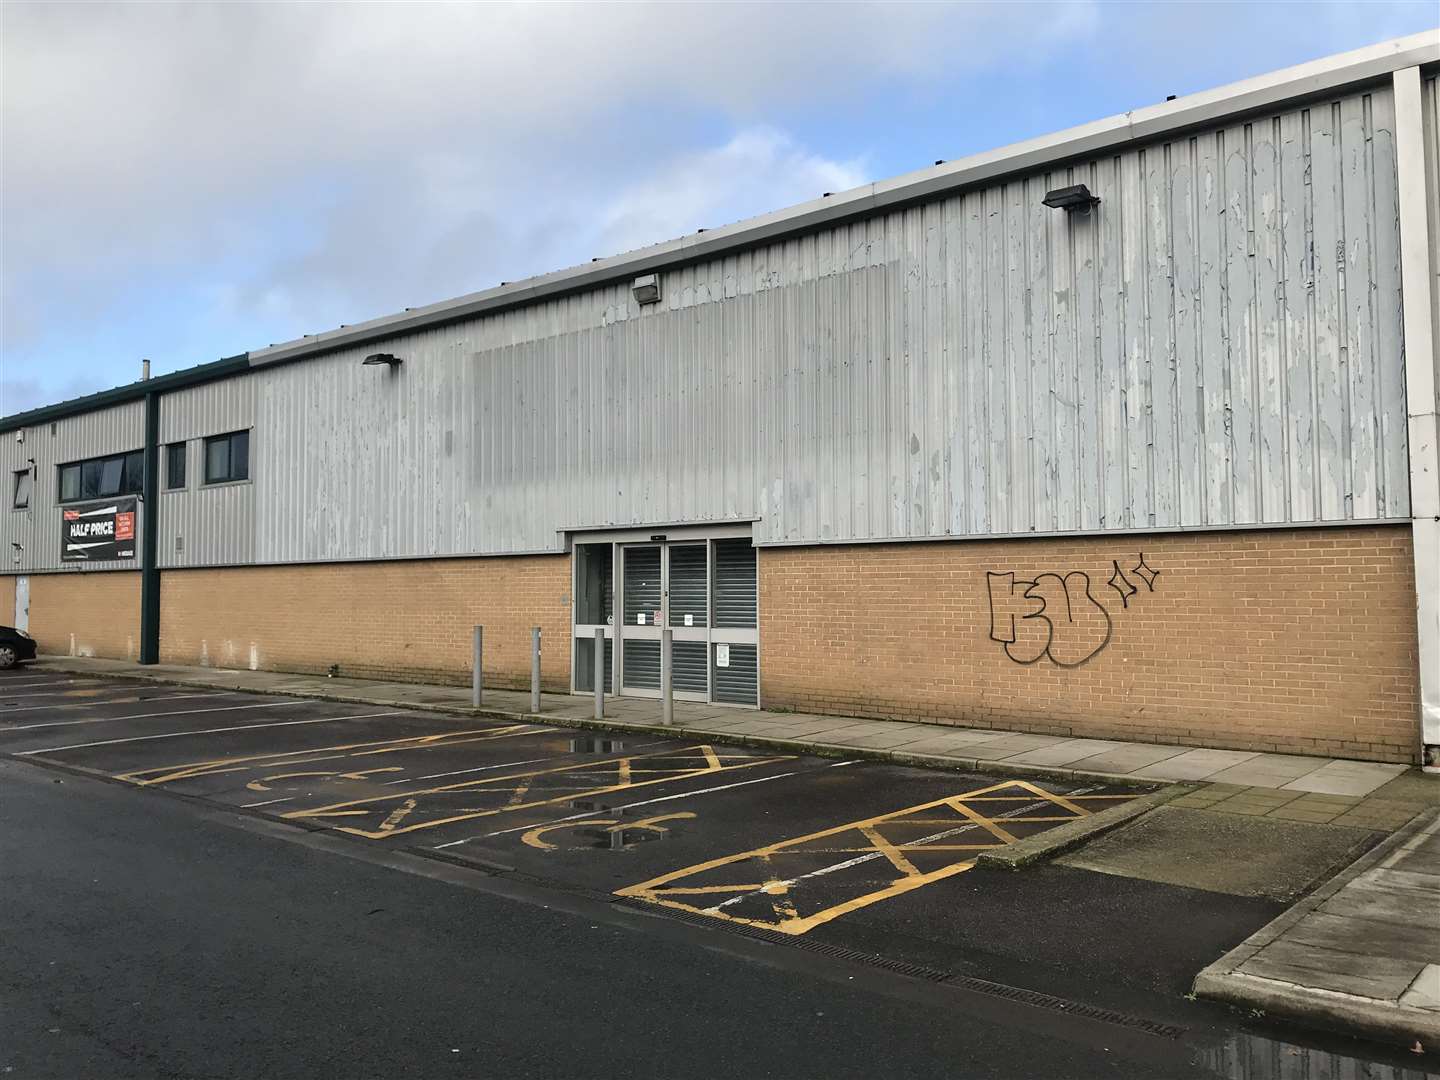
(594, 627, 605, 720)
(471, 625, 484, 707)
(661, 627, 673, 726)
(531, 626, 542, 714)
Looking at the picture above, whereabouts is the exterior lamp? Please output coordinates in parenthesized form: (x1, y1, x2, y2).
(1042, 184, 1100, 214)
(631, 274, 661, 306)
(362, 353, 403, 368)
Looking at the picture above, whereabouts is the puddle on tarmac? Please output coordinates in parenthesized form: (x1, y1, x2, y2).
(576, 827, 670, 850)
(1193, 1030, 1438, 1079)
(569, 736, 631, 754)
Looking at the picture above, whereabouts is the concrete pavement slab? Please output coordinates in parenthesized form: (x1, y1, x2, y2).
(1057, 806, 1378, 901)
(1280, 761, 1409, 797)
(1203, 754, 1331, 787)
(1001, 739, 1131, 767)
(1066, 743, 1188, 773)
(1194, 809, 1440, 1045)
(1130, 748, 1261, 781)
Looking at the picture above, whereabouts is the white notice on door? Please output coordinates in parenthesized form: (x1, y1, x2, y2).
(637, 613, 646, 625)
(716, 644, 730, 668)
(684, 614, 693, 627)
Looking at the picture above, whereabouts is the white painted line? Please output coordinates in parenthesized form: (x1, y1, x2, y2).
(706, 785, 1098, 914)
(5, 700, 297, 732)
(16, 710, 411, 754)
(383, 756, 556, 785)
(436, 767, 807, 849)
(242, 797, 294, 809)
(380, 737, 672, 786)
(0, 687, 162, 702)
(3, 691, 246, 711)
(0, 678, 107, 690)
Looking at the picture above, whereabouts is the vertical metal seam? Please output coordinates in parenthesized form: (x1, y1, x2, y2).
(1335, 99, 1356, 518)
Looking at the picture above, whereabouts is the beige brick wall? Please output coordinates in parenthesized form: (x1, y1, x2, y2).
(159, 557, 572, 690)
(17, 571, 142, 661)
(759, 525, 1420, 763)
(0, 575, 13, 627)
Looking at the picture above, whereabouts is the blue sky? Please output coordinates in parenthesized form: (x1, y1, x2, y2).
(2, 1, 1436, 415)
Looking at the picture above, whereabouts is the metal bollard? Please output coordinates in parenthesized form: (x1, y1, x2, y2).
(471, 625, 484, 707)
(593, 627, 605, 720)
(661, 627, 673, 726)
(530, 626, 542, 714)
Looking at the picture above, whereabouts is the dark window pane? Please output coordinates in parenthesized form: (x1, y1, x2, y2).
(205, 437, 229, 483)
(123, 451, 144, 494)
(81, 460, 103, 499)
(231, 431, 248, 481)
(13, 469, 32, 509)
(60, 465, 80, 502)
(166, 443, 186, 489)
(99, 456, 123, 496)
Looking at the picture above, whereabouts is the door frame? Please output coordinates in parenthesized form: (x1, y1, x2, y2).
(568, 523, 758, 708)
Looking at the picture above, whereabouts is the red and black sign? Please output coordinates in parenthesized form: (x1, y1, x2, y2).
(61, 497, 137, 562)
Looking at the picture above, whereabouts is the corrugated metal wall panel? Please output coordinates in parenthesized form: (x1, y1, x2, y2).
(1425, 73, 1440, 416)
(156, 376, 258, 568)
(5, 82, 1412, 574)
(0, 401, 145, 573)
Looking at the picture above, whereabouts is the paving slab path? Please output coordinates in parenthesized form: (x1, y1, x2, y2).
(1195, 808, 1440, 1046)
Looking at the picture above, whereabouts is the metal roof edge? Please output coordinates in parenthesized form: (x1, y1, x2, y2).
(0, 354, 251, 433)
(247, 29, 1439, 369)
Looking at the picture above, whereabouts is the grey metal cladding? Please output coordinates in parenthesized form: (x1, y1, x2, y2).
(0, 400, 145, 573)
(156, 376, 257, 568)
(1425, 72, 1440, 410)
(243, 82, 1409, 562)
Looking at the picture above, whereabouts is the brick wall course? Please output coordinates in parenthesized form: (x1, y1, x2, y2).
(758, 525, 1420, 764)
(13, 571, 142, 661)
(159, 557, 571, 690)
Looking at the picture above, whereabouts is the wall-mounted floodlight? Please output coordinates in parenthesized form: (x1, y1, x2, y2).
(362, 353, 403, 368)
(1042, 184, 1100, 213)
(632, 274, 661, 306)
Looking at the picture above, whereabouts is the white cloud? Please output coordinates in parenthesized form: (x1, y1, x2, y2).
(2, 0, 1434, 397)
(1, 1, 1088, 358)
(597, 128, 868, 257)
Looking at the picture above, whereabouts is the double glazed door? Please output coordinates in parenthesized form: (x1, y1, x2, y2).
(619, 542, 709, 700)
(572, 535, 759, 706)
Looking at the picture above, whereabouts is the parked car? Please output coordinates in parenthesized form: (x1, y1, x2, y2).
(0, 626, 37, 669)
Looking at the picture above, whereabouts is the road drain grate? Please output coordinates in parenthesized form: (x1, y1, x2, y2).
(614, 897, 1183, 1039)
(944, 975, 1185, 1039)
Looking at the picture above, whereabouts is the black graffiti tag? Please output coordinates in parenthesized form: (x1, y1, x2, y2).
(986, 554, 1159, 667)
(986, 571, 1113, 667)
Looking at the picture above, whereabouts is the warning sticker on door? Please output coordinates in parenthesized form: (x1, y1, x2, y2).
(684, 614, 694, 627)
(637, 613, 646, 625)
(716, 644, 730, 668)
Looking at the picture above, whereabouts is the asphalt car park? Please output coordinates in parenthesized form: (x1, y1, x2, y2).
(3, 667, 1409, 1071)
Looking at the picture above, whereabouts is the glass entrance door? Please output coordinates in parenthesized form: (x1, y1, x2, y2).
(617, 542, 710, 701)
(573, 533, 758, 707)
(620, 544, 663, 696)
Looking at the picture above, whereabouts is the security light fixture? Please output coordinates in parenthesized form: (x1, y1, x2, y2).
(631, 274, 661, 306)
(1042, 184, 1100, 213)
(362, 353, 402, 368)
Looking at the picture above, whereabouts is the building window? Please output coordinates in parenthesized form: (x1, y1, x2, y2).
(12, 469, 32, 509)
(57, 450, 144, 503)
(165, 443, 187, 490)
(204, 430, 249, 485)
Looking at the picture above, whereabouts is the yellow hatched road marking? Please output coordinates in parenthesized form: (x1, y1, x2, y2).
(117, 726, 538, 786)
(617, 779, 1113, 935)
(284, 745, 792, 840)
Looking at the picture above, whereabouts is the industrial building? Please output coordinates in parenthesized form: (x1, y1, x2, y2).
(4, 33, 1438, 765)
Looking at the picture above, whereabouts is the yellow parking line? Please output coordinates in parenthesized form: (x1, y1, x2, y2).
(617, 779, 1112, 935)
(117, 726, 536, 786)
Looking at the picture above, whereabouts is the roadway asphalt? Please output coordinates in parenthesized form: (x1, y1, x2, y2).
(3, 668, 1433, 1079)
